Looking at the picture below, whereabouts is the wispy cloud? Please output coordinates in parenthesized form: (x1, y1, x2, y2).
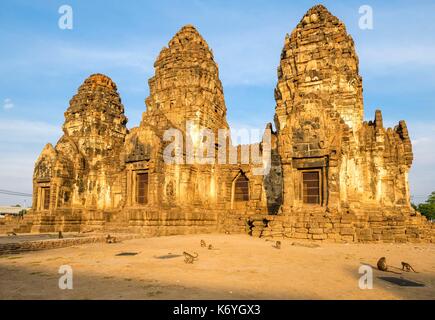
(0, 38, 158, 77)
(56, 45, 156, 73)
(0, 119, 61, 144)
(3, 98, 14, 110)
(359, 44, 435, 72)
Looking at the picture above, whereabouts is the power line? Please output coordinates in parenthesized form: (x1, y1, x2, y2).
(0, 189, 32, 197)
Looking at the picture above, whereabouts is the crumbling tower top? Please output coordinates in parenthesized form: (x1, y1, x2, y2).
(144, 24, 229, 133)
(275, 4, 363, 131)
(62, 73, 128, 159)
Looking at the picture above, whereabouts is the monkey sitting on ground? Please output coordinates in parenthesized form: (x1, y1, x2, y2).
(106, 234, 117, 244)
(6, 231, 17, 236)
(401, 262, 417, 273)
(376, 257, 402, 274)
(208, 244, 213, 250)
(183, 251, 199, 264)
(200, 240, 207, 247)
(58, 231, 64, 239)
(273, 241, 281, 249)
(377, 257, 388, 271)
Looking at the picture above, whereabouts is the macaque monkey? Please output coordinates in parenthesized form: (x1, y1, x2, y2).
(377, 257, 388, 271)
(401, 262, 417, 273)
(106, 234, 117, 244)
(183, 251, 198, 264)
(200, 240, 206, 247)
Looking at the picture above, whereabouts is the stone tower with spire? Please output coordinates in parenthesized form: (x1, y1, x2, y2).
(143, 25, 229, 134)
(275, 4, 363, 132)
(31, 74, 128, 231)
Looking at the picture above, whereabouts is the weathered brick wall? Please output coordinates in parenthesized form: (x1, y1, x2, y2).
(0, 234, 142, 256)
(242, 212, 434, 243)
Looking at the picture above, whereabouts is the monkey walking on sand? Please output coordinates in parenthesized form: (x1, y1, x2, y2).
(200, 239, 206, 247)
(273, 241, 281, 249)
(6, 231, 17, 236)
(265, 239, 282, 249)
(106, 234, 117, 244)
(401, 262, 417, 273)
(183, 251, 198, 264)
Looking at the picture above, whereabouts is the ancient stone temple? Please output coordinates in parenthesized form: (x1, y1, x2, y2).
(27, 5, 433, 242)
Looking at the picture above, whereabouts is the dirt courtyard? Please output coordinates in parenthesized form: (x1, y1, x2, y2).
(0, 234, 434, 300)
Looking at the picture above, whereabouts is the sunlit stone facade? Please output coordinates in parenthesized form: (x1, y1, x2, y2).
(29, 6, 433, 242)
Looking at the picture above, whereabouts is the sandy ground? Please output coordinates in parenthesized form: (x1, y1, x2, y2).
(0, 234, 434, 300)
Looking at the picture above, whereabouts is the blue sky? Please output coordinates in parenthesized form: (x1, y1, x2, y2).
(0, 0, 434, 206)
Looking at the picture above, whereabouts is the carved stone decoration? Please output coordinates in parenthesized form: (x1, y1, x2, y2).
(125, 135, 151, 163)
(35, 159, 52, 181)
(34, 144, 57, 182)
(165, 180, 176, 203)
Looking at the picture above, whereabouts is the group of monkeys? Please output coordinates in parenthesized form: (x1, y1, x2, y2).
(4, 231, 418, 273)
(377, 257, 417, 273)
(182, 239, 217, 264)
(267, 240, 417, 273)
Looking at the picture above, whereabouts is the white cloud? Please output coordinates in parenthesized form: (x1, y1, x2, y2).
(56, 45, 155, 73)
(359, 44, 435, 71)
(0, 119, 61, 144)
(0, 38, 160, 78)
(3, 98, 14, 110)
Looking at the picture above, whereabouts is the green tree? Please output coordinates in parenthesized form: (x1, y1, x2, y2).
(417, 191, 435, 220)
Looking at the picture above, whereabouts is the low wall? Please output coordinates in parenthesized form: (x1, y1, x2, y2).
(10, 208, 435, 244)
(243, 211, 435, 243)
(0, 234, 143, 256)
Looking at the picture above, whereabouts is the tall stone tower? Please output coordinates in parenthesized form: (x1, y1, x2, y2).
(63, 74, 128, 161)
(32, 74, 128, 232)
(275, 4, 363, 132)
(122, 25, 231, 228)
(143, 24, 229, 136)
(273, 4, 417, 234)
